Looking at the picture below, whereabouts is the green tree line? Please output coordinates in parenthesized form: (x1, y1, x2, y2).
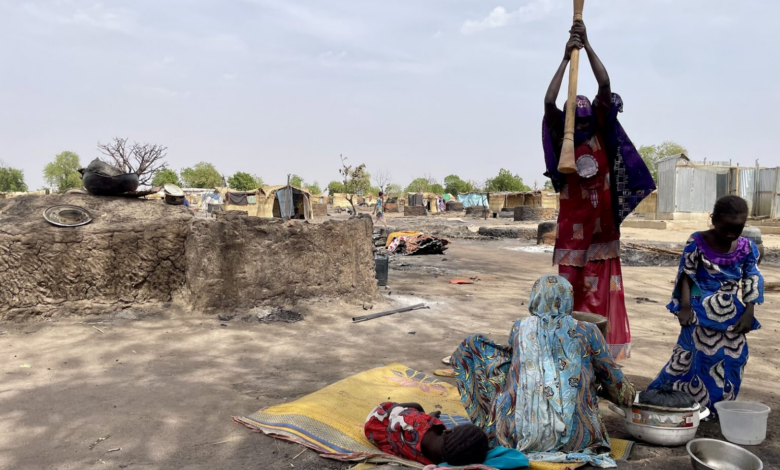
(8, 140, 681, 194)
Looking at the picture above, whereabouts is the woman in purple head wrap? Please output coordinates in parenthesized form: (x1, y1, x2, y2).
(541, 20, 655, 360)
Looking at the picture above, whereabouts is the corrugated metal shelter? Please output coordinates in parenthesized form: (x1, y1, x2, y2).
(657, 154, 780, 219)
(657, 154, 729, 218)
(756, 167, 780, 218)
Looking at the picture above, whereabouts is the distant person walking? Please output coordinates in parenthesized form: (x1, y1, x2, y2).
(374, 191, 388, 228)
(542, 20, 655, 359)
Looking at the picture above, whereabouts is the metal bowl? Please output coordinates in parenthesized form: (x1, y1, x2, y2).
(43, 205, 92, 227)
(687, 438, 762, 470)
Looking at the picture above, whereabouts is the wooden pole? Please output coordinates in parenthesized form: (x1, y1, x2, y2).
(557, 0, 586, 175)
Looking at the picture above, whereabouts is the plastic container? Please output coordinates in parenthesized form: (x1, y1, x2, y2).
(715, 401, 771, 445)
(742, 227, 764, 265)
(374, 254, 389, 287)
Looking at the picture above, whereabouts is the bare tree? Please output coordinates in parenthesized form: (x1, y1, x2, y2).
(373, 167, 392, 193)
(97, 137, 168, 186)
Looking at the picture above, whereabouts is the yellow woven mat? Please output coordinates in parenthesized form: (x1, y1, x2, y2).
(234, 363, 632, 470)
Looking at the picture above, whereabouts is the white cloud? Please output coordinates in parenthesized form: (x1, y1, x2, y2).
(461, 1, 555, 35)
(223, 73, 239, 81)
(433, 31, 443, 39)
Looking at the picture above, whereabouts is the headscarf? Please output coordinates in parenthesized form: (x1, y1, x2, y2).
(542, 93, 656, 228)
(512, 275, 616, 467)
(562, 95, 595, 145)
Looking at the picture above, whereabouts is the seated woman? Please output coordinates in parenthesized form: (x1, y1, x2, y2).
(452, 275, 635, 468)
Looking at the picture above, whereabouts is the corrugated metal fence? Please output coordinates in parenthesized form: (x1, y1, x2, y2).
(738, 168, 756, 215)
(674, 167, 718, 213)
(657, 157, 678, 213)
(757, 168, 779, 218)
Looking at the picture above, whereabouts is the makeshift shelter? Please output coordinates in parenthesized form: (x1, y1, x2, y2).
(423, 193, 444, 213)
(218, 187, 259, 213)
(219, 185, 313, 219)
(406, 192, 443, 213)
(457, 193, 488, 209)
(331, 193, 354, 209)
(384, 196, 405, 213)
(261, 185, 312, 219)
(523, 191, 559, 210)
(407, 193, 424, 207)
(487, 190, 558, 214)
(180, 188, 221, 211)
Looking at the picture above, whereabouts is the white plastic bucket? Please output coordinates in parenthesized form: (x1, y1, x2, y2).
(715, 401, 771, 445)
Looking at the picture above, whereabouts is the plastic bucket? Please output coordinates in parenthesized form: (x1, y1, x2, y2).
(374, 254, 389, 287)
(715, 401, 770, 445)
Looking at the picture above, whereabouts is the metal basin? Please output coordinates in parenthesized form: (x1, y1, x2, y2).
(687, 438, 762, 470)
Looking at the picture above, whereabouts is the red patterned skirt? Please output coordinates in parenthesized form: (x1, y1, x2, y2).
(559, 259, 631, 360)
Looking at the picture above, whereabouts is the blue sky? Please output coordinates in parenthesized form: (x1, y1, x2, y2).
(1, 0, 777, 190)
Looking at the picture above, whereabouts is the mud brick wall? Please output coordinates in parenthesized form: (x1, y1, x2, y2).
(404, 206, 427, 217)
(312, 203, 328, 217)
(0, 195, 190, 320)
(186, 215, 377, 311)
(514, 206, 557, 221)
(465, 206, 490, 218)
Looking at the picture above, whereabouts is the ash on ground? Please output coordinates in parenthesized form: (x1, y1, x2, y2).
(256, 308, 304, 323)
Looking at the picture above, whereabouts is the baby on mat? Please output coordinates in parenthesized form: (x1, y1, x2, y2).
(365, 401, 488, 467)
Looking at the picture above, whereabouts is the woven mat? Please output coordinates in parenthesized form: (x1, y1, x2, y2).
(234, 363, 633, 470)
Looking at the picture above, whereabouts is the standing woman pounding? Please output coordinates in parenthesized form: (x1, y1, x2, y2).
(542, 20, 655, 359)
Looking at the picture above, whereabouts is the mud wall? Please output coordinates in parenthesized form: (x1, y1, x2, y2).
(404, 206, 426, 217)
(514, 206, 557, 221)
(0, 196, 378, 320)
(312, 203, 328, 217)
(185, 215, 377, 311)
(0, 195, 190, 320)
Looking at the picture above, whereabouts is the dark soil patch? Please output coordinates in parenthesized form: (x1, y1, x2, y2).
(257, 308, 304, 323)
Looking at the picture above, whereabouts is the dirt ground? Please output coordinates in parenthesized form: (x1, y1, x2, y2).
(1, 222, 779, 469)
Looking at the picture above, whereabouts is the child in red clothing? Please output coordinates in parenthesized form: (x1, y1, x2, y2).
(365, 402, 489, 466)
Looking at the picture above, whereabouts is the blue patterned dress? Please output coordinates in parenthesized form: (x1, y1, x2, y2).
(648, 233, 764, 414)
(452, 275, 635, 468)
